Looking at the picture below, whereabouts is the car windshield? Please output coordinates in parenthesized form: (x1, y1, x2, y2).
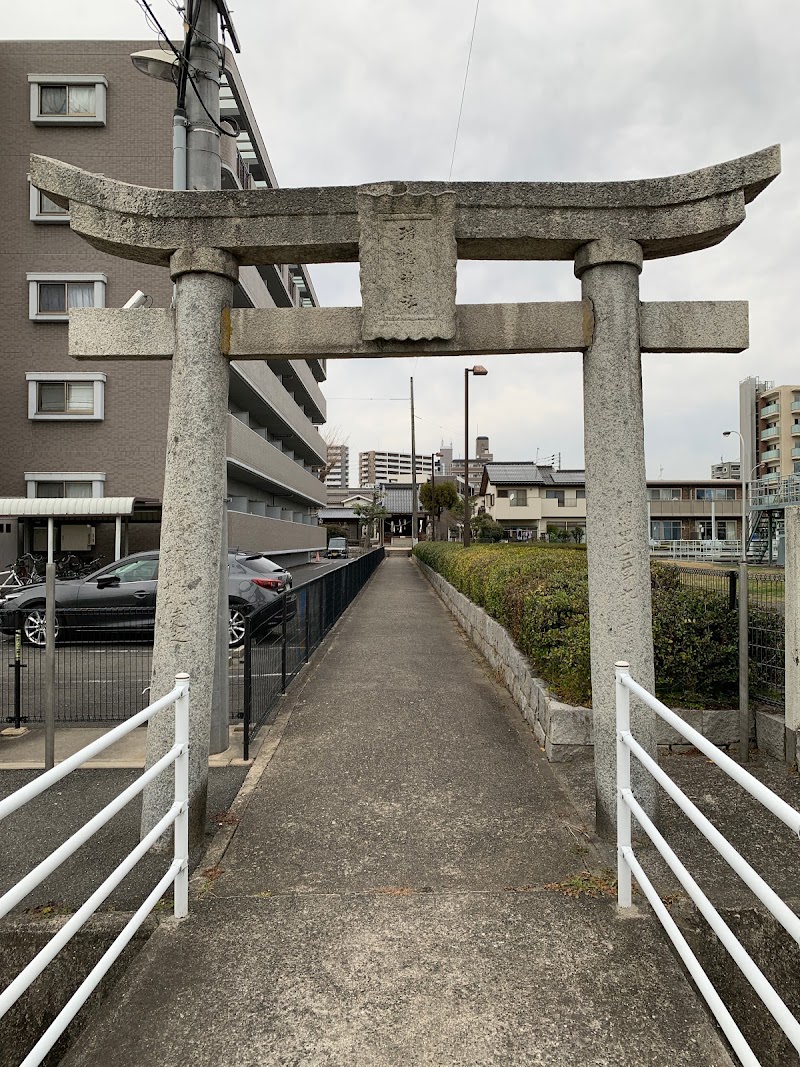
(101, 558, 158, 583)
(329, 539, 346, 548)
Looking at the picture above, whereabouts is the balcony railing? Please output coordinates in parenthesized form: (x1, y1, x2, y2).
(793, 446, 800, 458)
(760, 426, 780, 440)
(760, 448, 780, 462)
(760, 402, 780, 418)
(792, 400, 800, 412)
(793, 424, 800, 436)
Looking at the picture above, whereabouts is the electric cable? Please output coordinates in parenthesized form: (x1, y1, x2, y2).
(448, 0, 481, 182)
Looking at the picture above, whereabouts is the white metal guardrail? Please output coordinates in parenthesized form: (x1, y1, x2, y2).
(0, 672, 190, 1067)
(615, 661, 800, 1066)
(649, 539, 743, 561)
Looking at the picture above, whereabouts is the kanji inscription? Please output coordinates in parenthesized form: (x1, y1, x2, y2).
(358, 190, 457, 341)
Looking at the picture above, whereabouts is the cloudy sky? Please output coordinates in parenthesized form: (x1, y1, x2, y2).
(8, 2, 800, 482)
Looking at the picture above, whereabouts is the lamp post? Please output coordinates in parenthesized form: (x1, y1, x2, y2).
(723, 429, 749, 762)
(463, 366, 488, 548)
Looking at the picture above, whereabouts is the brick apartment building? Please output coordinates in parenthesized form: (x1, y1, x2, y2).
(0, 40, 327, 568)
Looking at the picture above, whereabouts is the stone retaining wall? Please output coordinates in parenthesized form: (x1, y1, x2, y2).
(415, 557, 750, 762)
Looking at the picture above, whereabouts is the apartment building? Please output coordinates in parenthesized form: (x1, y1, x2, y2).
(0, 40, 327, 568)
(739, 377, 800, 486)
(359, 450, 432, 487)
(323, 444, 349, 489)
(478, 464, 743, 542)
(711, 460, 741, 480)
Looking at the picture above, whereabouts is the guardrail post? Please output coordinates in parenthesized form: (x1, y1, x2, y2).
(615, 661, 632, 909)
(173, 672, 190, 919)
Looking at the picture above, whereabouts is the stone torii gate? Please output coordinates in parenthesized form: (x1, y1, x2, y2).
(30, 146, 780, 840)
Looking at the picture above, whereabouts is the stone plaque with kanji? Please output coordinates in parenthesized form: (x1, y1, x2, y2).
(358, 190, 457, 341)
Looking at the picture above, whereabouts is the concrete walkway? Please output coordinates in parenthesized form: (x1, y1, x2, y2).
(62, 557, 733, 1066)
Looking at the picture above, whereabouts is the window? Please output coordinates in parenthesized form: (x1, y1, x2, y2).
(509, 489, 528, 507)
(576, 490, 586, 499)
(695, 488, 736, 501)
(650, 520, 682, 541)
(29, 74, 107, 126)
(101, 557, 159, 583)
(29, 184, 70, 224)
(25, 472, 105, 499)
(497, 489, 508, 498)
(545, 489, 565, 506)
(647, 487, 681, 500)
(35, 481, 93, 499)
(27, 372, 106, 421)
(28, 274, 106, 322)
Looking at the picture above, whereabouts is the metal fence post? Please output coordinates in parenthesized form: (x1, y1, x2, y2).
(243, 615, 251, 762)
(739, 560, 750, 762)
(173, 672, 190, 919)
(728, 569, 737, 613)
(13, 618, 23, 730)
(615, 661, 632, 909)
(281, 594, 287, 693)
(304, 587, 310, 663)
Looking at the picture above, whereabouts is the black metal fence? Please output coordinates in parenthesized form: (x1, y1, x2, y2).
(241, 548, 385, 757)
(664, 565, 785, 708)
(1, 550, 385, 736)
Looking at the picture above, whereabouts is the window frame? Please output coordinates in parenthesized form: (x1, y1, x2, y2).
(25, 472, 106, 499)
(26, 372, 106, 421)
(509, 489, 528, 507)
(29, 183, 70, 225)
(28, 74, 107, 126)
(27, 273, 107, 322)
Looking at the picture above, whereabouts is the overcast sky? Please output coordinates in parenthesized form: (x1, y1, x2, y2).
(7, 2, 800, 482)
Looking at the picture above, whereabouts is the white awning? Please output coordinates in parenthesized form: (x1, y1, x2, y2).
(0, 497, 137, 518)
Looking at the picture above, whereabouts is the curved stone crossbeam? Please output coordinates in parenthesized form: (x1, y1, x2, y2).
(30, 146, 780, 267)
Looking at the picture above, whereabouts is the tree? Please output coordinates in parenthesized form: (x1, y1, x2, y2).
(325, 524, 349, 541)
(419, 481, 459, 540)
(470, 514, 504, 543)
(353, 490, 389, 546)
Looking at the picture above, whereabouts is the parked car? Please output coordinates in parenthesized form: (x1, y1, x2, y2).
(326, 537, 349, 559)
(0, 549, 293, 648)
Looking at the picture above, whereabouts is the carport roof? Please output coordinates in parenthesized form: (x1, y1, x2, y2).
(0, 497, 159, 518)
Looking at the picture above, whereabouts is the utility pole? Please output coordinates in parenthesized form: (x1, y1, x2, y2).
(430, 452, 436, 541)
(410, 377, 418, 544)
(141, 0, 235, 847)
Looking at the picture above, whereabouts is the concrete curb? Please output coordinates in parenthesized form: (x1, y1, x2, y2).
(414, 557, 750, 761)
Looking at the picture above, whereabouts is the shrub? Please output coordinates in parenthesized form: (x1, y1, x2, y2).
(413, 543, 740, 708)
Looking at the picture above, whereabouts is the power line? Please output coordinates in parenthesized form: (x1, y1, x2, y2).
(448, 0, 481, 182)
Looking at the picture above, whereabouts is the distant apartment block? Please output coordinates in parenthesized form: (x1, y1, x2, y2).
(0, 40, 327, 567)
(359, 450, 432, 486)
(438, 436, 493, 492)
(324, 444, 349, 489)
(740, 376, 800, 487)
(711, 460, 741, 480)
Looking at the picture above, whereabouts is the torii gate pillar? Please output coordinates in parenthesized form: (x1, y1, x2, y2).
(576, 238, 656, 833)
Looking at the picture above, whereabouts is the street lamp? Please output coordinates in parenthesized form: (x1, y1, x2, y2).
(723, 429, 749, 763)
(463, 365, 488, 548)
(722, 430, 748, 563)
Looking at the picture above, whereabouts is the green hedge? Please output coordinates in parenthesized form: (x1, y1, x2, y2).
(413, 542, 740, 708)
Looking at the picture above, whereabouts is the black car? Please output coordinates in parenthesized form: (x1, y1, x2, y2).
(0, 549, 293, 648)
